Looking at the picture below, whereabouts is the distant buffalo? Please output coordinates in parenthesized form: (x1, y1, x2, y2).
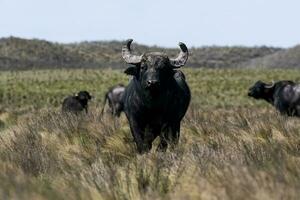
(101, 84, 125, 117)
(121, 39, 191, 153)
(248, 80, 300, 116)
(62, 91, 92, 114)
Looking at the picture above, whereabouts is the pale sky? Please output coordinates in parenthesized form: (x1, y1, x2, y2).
(0, 0, 299, 47)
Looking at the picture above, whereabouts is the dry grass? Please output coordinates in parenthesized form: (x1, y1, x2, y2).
(0, 69, 300, 199)
(0, 106, 300, 199)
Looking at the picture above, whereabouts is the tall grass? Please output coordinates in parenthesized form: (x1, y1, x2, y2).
(0, 69, 300, 199)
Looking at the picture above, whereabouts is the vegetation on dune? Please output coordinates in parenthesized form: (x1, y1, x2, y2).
(0, 37, 95, 70)
(0, 68, 300, 199)
(0, 37, 281, 70)
(240, 45, 300, 69)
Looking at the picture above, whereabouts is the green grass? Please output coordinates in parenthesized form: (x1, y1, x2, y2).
(1, 68, 300, 110)
(0, 68, 300, 199)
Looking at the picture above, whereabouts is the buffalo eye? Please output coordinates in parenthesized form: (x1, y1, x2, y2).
(140, 63, 147, 71)
(256, 87, 262, 93)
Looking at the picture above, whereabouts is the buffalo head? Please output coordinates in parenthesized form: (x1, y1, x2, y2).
(122, 39, 188, 95)
(76, 91, 92, 101)
(248, 81, 275, 99)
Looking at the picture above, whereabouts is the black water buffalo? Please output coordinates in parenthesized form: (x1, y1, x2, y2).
(101, 84, 125, 117)
(248, 80, 300, 116)
(121, 39, 191, 153)
(62, 91, 92, 114)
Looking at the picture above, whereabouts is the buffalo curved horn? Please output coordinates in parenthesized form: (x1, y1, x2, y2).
(265, 81, 275, 89)
(170, 42, 189, 68)
(122, 39, 142, 64)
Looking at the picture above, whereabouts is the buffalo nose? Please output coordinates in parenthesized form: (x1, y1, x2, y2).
(147, 80, 160, 87)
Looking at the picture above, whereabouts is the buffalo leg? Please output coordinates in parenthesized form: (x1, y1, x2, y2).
(144, 126, 160, 152)
(157, 122, 180, 151)
(127, 117, 150, 153)
(157, 125, 171, 152)
(169, 122, 180, 148)
(115, 104, 123, 117)
(108, 99, 114, 115)
(157, 139, 168, 152)
(295, 105, 300, 117)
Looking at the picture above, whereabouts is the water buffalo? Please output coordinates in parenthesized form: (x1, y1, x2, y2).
(62, 91, 92, 114)
(101, 84, 125, 117)
(121, 39, 191, 153)
(248, 80, 300, 116)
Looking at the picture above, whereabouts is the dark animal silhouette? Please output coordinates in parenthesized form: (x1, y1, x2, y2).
(62, 91, 92, 114)
(248, 80, 300, 116)
(101, 84, 125, 117)
(121, 39, 191, 153)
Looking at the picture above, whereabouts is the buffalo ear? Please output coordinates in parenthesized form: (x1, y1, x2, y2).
(124, 66, 138, 76)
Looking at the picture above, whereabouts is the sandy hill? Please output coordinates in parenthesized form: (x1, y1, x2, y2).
(239, 45, 300, 69)
(0, 36, 282, 70)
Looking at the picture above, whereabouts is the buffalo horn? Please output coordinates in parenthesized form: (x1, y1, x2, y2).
(122, 39, 142, 64)
(265, 81, 275, 88)
(170, 42, 189, 68)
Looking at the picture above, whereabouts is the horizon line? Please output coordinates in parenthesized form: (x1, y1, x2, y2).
(0, 35, 290, 49)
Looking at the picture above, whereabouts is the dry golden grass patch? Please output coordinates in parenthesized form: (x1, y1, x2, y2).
(0, 105, 299, 199)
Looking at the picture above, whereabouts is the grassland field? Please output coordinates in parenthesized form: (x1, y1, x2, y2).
(1, 68, 300, 199)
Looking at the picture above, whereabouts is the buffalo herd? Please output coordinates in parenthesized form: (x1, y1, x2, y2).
(60, 39, 299, 153)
